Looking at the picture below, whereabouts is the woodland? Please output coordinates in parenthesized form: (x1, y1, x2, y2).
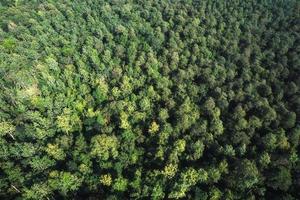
(0, 0, 299, 199)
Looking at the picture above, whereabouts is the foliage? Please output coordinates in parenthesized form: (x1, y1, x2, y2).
(0, 0, 299, 199)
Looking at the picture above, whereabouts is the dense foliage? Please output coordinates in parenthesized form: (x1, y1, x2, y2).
(0, 0, 299, 199)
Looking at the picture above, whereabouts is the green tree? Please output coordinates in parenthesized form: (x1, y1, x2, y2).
(90, 134, 119, 161)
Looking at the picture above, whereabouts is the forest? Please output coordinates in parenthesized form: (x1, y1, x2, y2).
(0, 0, 299, 199)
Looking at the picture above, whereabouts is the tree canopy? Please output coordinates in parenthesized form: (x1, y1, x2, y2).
(0, 0, 299, 199)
